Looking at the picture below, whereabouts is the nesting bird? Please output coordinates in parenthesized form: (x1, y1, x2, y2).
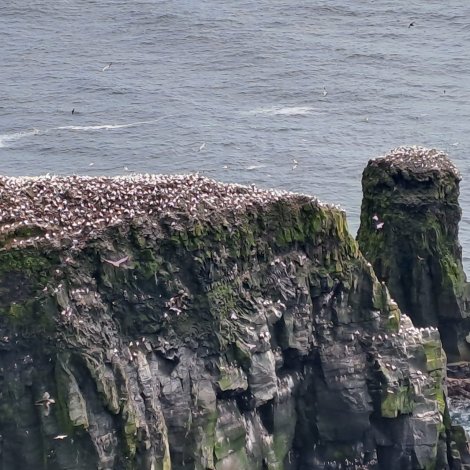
(0, 174, 323, 249)
(372, 214, 384, 230)
(374, 146, 459, 177)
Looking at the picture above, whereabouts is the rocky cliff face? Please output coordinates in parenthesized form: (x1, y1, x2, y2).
(0, 174, 458, 469)
(357, 146, 470, 362)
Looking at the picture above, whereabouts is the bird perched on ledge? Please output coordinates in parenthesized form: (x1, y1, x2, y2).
(0, 173, 326, 250)
(372, 214, 384, 230)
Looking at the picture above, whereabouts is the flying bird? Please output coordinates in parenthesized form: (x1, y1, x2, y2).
(102, 62, 112, 71)
(103, 255, 129, 268)
(35, 392, 56, 416)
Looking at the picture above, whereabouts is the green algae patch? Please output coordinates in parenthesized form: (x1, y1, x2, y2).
(372, 281, 389, 312)
(386, 305, 401, 332)
(381, 384, 413, 418)
(440, 253, 466, 300)
(217, 363, 248, 392)
(0, 249, 59, 297)
(0, 248, 60, 281)
(133, 248, 163, 281)
(0, 248, 60, 334)
(423, 338, 446, 372)
(2, 297, 56, 334)
(208, 281, 237, 320)
(357, 148, 470, 360)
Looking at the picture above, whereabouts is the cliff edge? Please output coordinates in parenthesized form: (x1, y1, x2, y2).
(0, 174, 457, 469)
(357, 146, 470, 362)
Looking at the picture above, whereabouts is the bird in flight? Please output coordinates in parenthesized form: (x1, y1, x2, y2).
(102, 62, 112, 71)
(103, 255, 129, 267)
(35, 392, 56, 416)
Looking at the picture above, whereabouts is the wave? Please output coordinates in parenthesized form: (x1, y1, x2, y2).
(247, 106, 314, 116)
(55, 118, 168, 132)
(245, 164, 265, 170)
(0, 129, 40, 148)
(0, 117, 172, 148)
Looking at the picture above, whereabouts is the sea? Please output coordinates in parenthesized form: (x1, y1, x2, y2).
(2, 0, 470, 430)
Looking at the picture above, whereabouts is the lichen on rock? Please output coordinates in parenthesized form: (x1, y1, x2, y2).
(0, 173, 461, 469)
(357, 146, 470, 362)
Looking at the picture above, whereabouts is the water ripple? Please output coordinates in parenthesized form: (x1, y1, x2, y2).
(1, 0, 470, 274)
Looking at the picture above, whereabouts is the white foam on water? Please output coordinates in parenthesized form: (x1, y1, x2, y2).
(55, 119, 162, 132)
(246, 106, 315, 116)
(0, 117, 173, 148)
(0, 129, 40, 148)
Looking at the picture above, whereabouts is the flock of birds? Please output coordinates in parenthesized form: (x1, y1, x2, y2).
(372, 145, 460, 177)
(0, 146, 454, 250)
(0, 173, 320, 249)
(1, 150, 451, 468)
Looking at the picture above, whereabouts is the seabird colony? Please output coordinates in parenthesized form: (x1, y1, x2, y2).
(371, 145, 460, 177)
(0, 174, 322, 249)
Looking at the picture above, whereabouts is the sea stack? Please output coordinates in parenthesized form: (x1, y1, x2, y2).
(357, 146, 470, 361)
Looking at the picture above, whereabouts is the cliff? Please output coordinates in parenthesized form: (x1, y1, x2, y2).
(0, 174, 459, 469)
(357, 146, 470, 362)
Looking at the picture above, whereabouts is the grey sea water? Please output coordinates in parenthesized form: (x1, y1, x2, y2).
(1, 0, 470, 269)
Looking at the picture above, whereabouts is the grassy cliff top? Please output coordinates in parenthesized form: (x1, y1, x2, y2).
(367, 146, 460, 179)
(0, 174, 333, 249)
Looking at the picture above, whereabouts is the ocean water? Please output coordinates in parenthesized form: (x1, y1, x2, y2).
(2, 0, 470, 269)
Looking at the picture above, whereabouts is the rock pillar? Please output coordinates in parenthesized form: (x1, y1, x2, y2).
(357, 146, 470, 361)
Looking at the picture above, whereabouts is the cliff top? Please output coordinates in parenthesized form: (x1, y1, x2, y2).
(368, 146, 460, 179)
(0, 174, 331, 249)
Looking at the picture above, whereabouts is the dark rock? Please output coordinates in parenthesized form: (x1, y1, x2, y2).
(357, 146, 470, 362)
(0, 174, 460, 469)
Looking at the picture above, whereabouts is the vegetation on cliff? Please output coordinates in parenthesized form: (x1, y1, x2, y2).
(357, 146, 470, 361)
(0, 174, 461, 469)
